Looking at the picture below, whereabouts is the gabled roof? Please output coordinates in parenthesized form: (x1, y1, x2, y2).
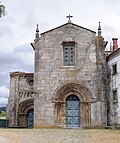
(40, 22, 96, 35)
(106, 48, 120, 61)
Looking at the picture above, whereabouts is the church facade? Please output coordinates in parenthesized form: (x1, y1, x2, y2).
(7, 19, 108, 128)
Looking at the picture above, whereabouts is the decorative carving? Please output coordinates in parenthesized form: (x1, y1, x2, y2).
(26, 77, 34, 87)
(53, 83, 92, 127)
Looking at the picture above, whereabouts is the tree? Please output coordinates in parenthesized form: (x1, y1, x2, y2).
(0, 1, 6, 17)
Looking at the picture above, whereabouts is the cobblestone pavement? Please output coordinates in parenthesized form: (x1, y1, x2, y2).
(0, 128, 120, 143)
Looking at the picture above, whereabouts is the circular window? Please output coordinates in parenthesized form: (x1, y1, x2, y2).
(28, 80, 34, 86)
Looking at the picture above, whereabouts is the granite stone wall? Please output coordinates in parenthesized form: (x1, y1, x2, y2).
(33, 23, 107, 128)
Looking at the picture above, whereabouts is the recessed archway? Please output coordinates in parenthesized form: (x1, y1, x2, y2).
(53, 82, 93, 128)
(18, 99, 34, 128)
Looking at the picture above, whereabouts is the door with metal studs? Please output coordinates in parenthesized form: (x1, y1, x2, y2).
(66, 95, 80, 128)
(27, 109, 34, 128)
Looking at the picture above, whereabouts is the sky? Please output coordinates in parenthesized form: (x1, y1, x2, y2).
(0, 0, 120, 107)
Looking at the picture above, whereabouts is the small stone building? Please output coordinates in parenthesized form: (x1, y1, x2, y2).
(7, 19, 108, 128)
(7, 72, 34, 127)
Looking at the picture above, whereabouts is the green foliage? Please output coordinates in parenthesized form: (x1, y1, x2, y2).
(0, 110, 6, 119)
(0, 1, 6, 17)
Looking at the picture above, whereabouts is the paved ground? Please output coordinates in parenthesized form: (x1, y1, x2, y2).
(0, 128, 120, 143)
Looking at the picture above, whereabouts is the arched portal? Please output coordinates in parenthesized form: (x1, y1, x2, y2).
(18, 99, 34, 128)
(53, 83, 93, 128)
(66, 95, 80, 128)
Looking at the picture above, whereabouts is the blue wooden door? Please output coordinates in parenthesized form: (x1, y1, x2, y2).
(66, 95, 80, 128)
(28, 109, 34, 128)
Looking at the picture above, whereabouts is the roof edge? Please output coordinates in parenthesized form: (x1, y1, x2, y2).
(10, 71, 34, 77)
(30, 43, 35, 50)
(106, 48, 120, 61)
(41, 22, 96, 35)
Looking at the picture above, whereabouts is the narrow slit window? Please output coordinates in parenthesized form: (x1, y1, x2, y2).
(113, 90, 117, 101)
(112, 63, 117, 75)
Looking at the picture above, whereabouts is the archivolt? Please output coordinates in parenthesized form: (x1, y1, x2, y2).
(18, 98, 34, 114)
(53, 82, 93, 127)
(53, 82, 93, 103)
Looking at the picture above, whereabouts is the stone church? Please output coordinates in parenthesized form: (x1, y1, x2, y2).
(7, 16, 108, 128)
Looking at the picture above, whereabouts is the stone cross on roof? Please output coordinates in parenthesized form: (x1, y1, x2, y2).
(66, 14, 73, 23)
